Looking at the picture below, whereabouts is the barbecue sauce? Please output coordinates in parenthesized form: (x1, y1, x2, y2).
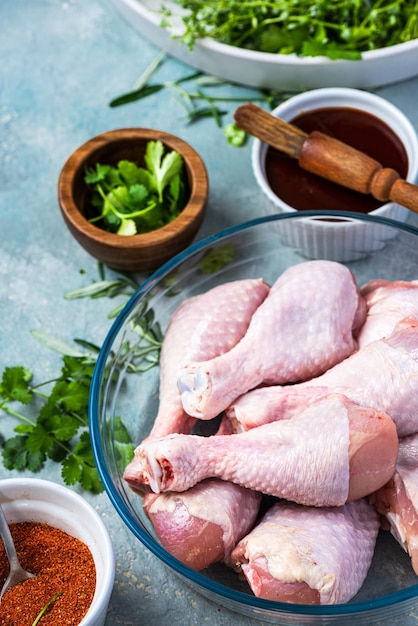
(264, 107, 409, 213)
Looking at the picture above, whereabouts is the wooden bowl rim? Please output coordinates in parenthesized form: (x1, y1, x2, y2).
(57, 128, 208, 251)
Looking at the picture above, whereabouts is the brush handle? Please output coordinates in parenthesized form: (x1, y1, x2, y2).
(234, 103, 307, 156)
(300, 131, 418, 213)
(234, 103, 418, 214)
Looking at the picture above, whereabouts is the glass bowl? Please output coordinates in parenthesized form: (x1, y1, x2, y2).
(89, 211, 418, 625)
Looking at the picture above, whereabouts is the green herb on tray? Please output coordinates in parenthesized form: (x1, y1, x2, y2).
(162, 0, 418, 59)
(84, 140, 188, 236)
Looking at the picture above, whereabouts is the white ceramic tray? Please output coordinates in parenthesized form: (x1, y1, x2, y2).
(112, 0, 418, 90)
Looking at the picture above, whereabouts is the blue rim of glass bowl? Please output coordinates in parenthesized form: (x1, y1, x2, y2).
(89, 210, 418, 617)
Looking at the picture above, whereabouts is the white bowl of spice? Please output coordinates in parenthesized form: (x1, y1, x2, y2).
(0, 478, 114, 626)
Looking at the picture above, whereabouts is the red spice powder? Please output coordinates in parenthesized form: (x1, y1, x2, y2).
(0, 522, 96, 626)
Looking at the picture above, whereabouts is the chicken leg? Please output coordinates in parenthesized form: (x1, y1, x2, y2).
(372, 431, 418, 574)
(178, 260, 366, 420)
(357, 278, 418, 348)
(136, 394, 398, 506)
(229, 498, 379, 604)
(143, 479, 262, 571)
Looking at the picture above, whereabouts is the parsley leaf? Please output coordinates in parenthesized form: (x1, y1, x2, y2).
(224, 123, 246, 147)
(114, 416, 133, 444)
(144, 140, 184, 202)
(3, 436, 45, 472)
(61, 453, 83, 486)
(62, 433, 104, 494)
(84, 163, 112, 185)
(0, 366, 33, 404)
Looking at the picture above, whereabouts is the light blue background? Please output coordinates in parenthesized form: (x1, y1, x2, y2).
(1, 1, 418, 624)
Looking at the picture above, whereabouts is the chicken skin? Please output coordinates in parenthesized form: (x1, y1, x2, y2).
(229, 499, 379, 604)
(146, 277, 270, 440)
(143, 479, 262, 571)
(373, 432, 418, 574)
(357, 278, 418, 348)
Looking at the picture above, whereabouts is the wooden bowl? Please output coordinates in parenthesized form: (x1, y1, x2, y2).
(58, 128, 208, 272)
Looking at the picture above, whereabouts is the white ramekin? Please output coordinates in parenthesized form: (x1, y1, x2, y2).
(251, 88, 418, 261)
(0, 478, 115, 626)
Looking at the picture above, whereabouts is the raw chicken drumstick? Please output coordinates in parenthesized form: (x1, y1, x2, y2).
(136, 394, 398, 506)
(143, 479, 262, 571)
(177, 260, 366, 420)
(145, 277, 270, 440)
(372, 431, 418, 574)
(229, 498, 379, 605)
(123, 277, 269, 488)
(228, 316, 418, 437)
(357, 278, 418, 348)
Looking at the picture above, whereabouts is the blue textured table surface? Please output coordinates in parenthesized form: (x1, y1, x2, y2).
(2, 2, 418, 624)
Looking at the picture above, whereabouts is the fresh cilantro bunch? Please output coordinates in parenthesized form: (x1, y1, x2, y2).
(84, 140, 188, 236)
(0, 262, 166, 494)
(0, 358, 134, 494)
(165, 0, 418, 59)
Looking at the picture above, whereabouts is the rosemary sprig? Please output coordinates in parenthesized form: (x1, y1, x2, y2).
(109, 69, 203, 108)
(64, 263, 142, 319)
(108, 52, 298, 134)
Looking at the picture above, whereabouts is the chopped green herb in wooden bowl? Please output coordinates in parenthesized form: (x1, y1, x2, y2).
(58, 128, 208, 272)
(84, 140, 189, 236)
